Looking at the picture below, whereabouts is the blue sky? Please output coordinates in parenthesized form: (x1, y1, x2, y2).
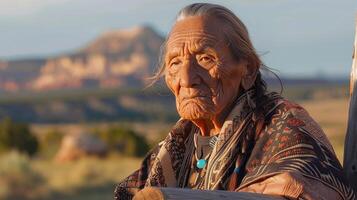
(1, 0, 357, 78)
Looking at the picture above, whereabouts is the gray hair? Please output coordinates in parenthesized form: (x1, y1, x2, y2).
(150, 3, 267, 99)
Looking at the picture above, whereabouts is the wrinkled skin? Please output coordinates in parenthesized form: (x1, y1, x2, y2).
(164, 16, 257, 136)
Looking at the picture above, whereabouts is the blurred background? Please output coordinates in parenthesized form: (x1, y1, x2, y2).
(0, 0, 356, 199)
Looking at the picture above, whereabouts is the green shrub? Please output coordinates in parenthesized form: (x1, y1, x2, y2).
(0, 117, 39, 156)
(0, 151, 46, 200)
(96, 126, 149, 157)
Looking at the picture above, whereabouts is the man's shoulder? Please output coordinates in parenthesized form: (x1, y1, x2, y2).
(267, 98, 318, 132)
(260, 97, 336, 157)
(272, 98, 306, 116)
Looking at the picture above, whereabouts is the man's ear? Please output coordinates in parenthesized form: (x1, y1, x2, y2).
(241, 63, 258, 90)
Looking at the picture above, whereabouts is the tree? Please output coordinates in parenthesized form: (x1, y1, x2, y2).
(0, 117, 39, 156)
(97, 126, 149, 157)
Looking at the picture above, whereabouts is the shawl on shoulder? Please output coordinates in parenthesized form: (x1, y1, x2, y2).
(114, 91, 355, 200)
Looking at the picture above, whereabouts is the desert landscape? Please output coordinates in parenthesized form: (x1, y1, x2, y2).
(0, 9, 354, 200)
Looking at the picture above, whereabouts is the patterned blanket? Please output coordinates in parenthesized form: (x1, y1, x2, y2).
(114, 92, 355, 200)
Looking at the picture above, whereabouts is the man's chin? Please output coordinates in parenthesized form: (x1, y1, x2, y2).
(178, 104, 214, 120)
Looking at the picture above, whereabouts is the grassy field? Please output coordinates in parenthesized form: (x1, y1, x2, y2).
(32, 154, 142, 200)
(0, 95, 350, 200)
(0, 152, 142, 200)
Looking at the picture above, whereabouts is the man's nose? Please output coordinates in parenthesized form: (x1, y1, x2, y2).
(179, 59, 200, 87)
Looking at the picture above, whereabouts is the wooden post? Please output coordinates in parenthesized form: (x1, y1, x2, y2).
(133, 187, 284, 200)
(343, 14, 357, 192)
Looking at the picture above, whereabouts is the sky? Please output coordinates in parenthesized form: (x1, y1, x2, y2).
(1, 0, 357, 78)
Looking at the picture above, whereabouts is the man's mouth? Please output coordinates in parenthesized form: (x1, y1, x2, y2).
(181, 95, 209, 101)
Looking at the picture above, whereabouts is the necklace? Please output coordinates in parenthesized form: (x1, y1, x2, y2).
(194, 134, 218, 169)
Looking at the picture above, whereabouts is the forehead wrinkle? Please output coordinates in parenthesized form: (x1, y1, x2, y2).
(166, 38, 219, 61)
(167, 37, 217, 50)
(167, 37, 212, 46)
(167, 36, 218, 54)
(167, 33, 217, 46)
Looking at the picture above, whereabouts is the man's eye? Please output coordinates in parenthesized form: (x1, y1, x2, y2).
(168, 59, 181, 74)
(200, 56, 212, 62)
(171, 61, 181, 66)
(197, 55, 215, 68)
(169, 58, 182, 67)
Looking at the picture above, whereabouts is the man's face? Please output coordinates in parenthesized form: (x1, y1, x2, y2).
(165, 16, 247, 120)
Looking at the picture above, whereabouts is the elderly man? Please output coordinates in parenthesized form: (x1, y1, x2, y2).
(115, 3, 355, 200)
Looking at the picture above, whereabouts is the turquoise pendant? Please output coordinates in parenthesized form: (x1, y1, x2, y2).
(196, 159, 207, 169)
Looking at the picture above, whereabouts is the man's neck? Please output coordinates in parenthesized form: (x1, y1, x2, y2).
(191, 98, 237, 136)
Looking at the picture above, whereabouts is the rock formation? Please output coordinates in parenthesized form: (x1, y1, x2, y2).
(0, 26, 164, 92)
(55, 132, 108, 162)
